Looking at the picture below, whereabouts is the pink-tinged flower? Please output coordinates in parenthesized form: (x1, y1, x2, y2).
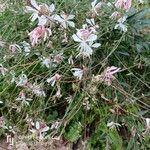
(26, 0, 55, 25)
(28, 26, 51, 46)
(29, 83, 46, 97)
(110, 11, 121, 19)
(115, 0, 132, 11)
(0, 64, 8, 76)
(53, 13, 75, 29)
(47, 73, 61, 86)
(0, 116, 5, 127)
(53, 53, 64, 64)
(72, 25, 100, 57)
(16, 91, 32, 106)
(9, 42, 31, 56)
(102, 66, 120, 86)
(30, 121, 49, 140)
(9, 44, 21, 54)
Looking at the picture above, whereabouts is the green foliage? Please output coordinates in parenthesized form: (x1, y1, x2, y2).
(0, 0, 150, 149)
(108, 130, 123, 150)
(64, 121, 83, 143)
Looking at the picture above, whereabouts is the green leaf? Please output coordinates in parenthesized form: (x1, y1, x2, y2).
(64, 122, 83, 142)
(128, 8, 150, 22)
(108, 130, 123, 150)
(127, 138, 134, 150)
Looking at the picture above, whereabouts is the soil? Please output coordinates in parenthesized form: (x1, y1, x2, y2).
(0, 139, 7, 150)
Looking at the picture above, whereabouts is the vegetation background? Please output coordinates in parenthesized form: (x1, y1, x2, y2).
(0, 0, 150, 149)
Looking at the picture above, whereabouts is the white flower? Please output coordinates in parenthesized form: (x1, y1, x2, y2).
(26, 0, 55, 25)
(53, 13, 75, 28)
(9, 42, 31, 56)
(55, 85, 62, 98)
(91, 0, 102, 16)
(107, 2, 113, 7)
(4, 126, 16, 134)
(110, 11, 120, 19)
(20, 41, 31, 56)
(16, 73, 28, 87)
(6, 135, 14, 147)
(138, 0, 144, 4)
(68, 55, 74, 65)
(16, 91, 32, 106)
(0, 64, 8, 76)
(107, 121, 121, 129)
(146, 118, 150, 130)
(86, 18, 99, 33)
(83, 101, 90, 110)
(10, 70, 16, 83)
(41, 57, 51, 68)
(30, 83, 46, 97)
(114, 16, 128, 32)
(71, 68, 83, 80)
(89, 41, 101, 48)
(30, 121, 49, 140)
(65, 95, 73, 103)
(72, 25, 100, 57)
(47, 73, 61, 86)
(41, 54, 63, 68)
(50, 121, 60, 130)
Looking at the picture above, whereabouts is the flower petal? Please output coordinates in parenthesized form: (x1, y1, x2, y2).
(67, 21, 75, 28)
(91, 0, 97, 8)
(30, 0, 39, 10)
(92, 43, 101, 48)
(38, 16, 47, 26)
(67, 15, 75, 20)
(41, 126, 49, 132)
(25, 6, 38, 12)
(53, 15, 64, 22)
(72, 34, 82, 42)
(86, 34, 97, 42)
(49, 3, 55, 12)
(35, 121, 40, 130)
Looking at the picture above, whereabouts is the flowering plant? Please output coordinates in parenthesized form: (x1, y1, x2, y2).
(0, 0, 150, 149)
